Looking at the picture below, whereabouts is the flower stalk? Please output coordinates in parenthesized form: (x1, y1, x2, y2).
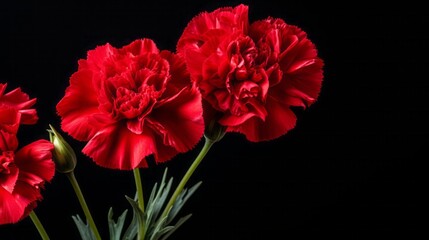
(29, 211, 50, 240)
(160, 120, 225, 219)
(133, 168, 146, 240)
(66, 171, 102, 240)
(160, 136, 215, 219)
(47, 124, 101, 240)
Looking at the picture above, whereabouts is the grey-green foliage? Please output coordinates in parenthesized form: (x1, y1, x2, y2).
(72, 215, 96, 240)
(72, 168, 201, 240)
(118, 168, 201, 240)
(108, 208, 128, 240)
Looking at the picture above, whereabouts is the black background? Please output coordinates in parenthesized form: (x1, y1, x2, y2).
(0, 1, 427, 239)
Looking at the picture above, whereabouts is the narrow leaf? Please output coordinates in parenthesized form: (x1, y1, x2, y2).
(71, 214, 96, 240)
(167, 181, 202, 224)
(122, 194, 139, 240)
(160, 214, 193, 240)
(108, 208, 128, 240)
(123, 196, 145, 240)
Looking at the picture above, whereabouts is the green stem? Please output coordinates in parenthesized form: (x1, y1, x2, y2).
(133, 168, 145, 240)
(160, 136, 215, 219)
(29, 211, 50, 240)
(66, 171, 102, 240)
(133, 168, 145, 212)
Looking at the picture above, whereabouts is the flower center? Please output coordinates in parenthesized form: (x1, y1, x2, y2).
(231, 67, 263, 99)
(114, 86, 156, 120)
(225, 37, 269, 117)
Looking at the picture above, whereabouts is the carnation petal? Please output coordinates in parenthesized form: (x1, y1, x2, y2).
(287, 59, 316, 73)
(0, 162, 18, 194)
(121, 39, 159, 55)
(0, 84, 38, 125)
(82, 124, 153, 170)
(177, 4, 248, 52)
(150, 86, 204, 154)
(219, 98, 267, 126)
(1, 87, 36, 110)
(0, 181, 40, 224)
(159, 50, 191, 93)
(228, 96, 297, 141)
(18, 109, 38, 125)
(12, 181, 42, 221)
(14, 140, 55, 186)
(0, 83, 6, 96)
(219, 112, 256, 126)
(57, 70, 104, 141)
(0, 187, 24, 224)
(183, 49, 206, 83)
(287, 58, 324, 101)
(84, 44, 116, 71)
(151, 144, 179, 163)
(0, 107, 21, 137)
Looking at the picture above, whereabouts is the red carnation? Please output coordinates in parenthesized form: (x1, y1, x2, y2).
(57, 39, 205, 170)
(177, 4, 324, 141)
(0, 100, 55, 224)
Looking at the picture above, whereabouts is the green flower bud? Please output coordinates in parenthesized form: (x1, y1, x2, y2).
(47, 124, 77, 173)
(204, 118, 226, 143)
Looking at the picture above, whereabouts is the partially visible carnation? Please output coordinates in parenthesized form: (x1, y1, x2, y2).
(57, 39, 205, 170)
(177, 4, 324, 142)
(0, 92, 54, 224)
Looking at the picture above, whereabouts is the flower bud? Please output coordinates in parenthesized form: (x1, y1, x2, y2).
(204, 118, 226, 143)
(47, 124, 77, 173)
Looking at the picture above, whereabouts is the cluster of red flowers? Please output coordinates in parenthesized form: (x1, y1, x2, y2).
(1, 3, 323, 229)
(58, 4, 323, 169)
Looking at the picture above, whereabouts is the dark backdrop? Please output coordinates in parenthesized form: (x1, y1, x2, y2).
(0, 1, 426, 239)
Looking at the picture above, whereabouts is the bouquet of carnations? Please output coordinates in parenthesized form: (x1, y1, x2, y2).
(0, 4, 323, 239)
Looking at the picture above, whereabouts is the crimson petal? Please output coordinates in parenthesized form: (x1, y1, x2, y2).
(0, 187, 24, 224)
(57, 70, 105, 141)
(228, 96, 297, 141)
(14, 140, 55, 186)
(12, 181, 42, 221)
(150, 86, 204, 154)
(82, 123, 153, 170)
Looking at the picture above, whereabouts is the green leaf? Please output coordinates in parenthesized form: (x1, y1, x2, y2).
(145, 169, 172, 238)
(167, 181, 202, 224)
(147, 177, 173, 232)
(145, 169, 201, 240)
(122, 195, 138, 240)
(160, 214, 192, 240)
(149, 214, 170, 240)
(108, 208, 128, 240)
(125, 196, 145, 239)
(118, 168, 202, 240)
(71, 214, 96, 240)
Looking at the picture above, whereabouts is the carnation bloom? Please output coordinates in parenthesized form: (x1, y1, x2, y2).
(0, 83, 38, 126)
(177, 4, 324, 141)
(57, 39, 204, 170)
(0, 105, 55, 225)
